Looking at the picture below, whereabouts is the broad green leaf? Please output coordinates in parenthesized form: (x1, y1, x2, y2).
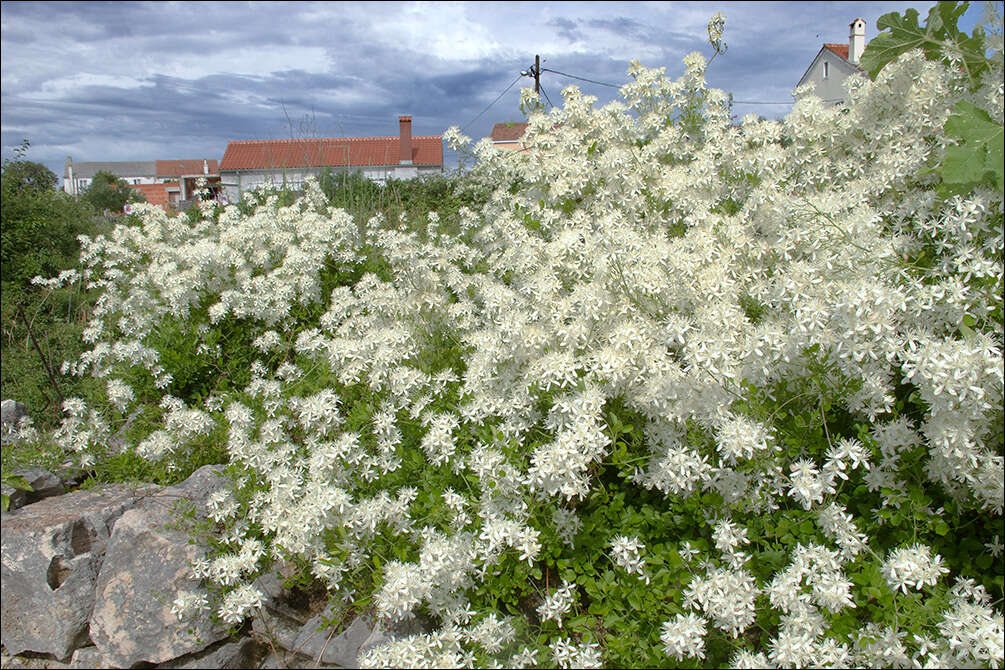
(943, 101, 1005, 190)
(860, 8, 928, 79)
(860, 2, 988, 81)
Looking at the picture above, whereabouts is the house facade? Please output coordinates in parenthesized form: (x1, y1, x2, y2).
(63, 159, 157, 195)
(63, 157, 221, 208)
(488, 122, 529, 151)
(218, 116, 442, 201)
(795, 18, 868, 104)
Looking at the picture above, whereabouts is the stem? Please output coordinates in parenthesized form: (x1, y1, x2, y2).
(16, 303, 65, 406)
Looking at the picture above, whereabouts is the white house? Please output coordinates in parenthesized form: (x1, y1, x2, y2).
(795, 18, 868, 104)
(63, 159, 158, 195)
(218, 116, 443, 201)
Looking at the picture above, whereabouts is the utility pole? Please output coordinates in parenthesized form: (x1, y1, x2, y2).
(522, 56, 541, 94)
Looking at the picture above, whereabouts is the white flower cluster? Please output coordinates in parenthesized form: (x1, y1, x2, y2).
(660, 612, 708, 661)
(683, 565, 758, 637)
(47, 13, 1004, 667)
(537, 579, 576, 628)
(609, 535, 648, 583)
(881, 543, 950, 594)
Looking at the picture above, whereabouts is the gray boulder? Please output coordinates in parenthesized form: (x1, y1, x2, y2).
(88, 465, 230, 668)
(69, 646, 115, 669)
(2, 467, 66, 512)
(157, 637, 263, 669)
(292, 607, 372, 667)
(1, 399, 27, 426)
(1, 399, 28, 446)
(1, 484, 148, 660)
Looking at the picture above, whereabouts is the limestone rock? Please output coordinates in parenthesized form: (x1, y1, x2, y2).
(2, 468, 65, 512)
(157, 637, 263, 669)
(1, 485, 146, 660)
(292, 608, 373, 667)
(1, 399, 28, 446)
(89, 465, 229, 668)
(68, 646, 115, 669)
(252, 608, 303, 656)
(1, 399, 27, 426)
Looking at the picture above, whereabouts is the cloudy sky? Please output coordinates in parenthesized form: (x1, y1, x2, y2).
(0, 1, 984, 182)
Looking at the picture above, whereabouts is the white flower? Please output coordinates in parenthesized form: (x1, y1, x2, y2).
(537, 580, 577, 628)
(660, 612, 707, 661)
(609, 535, 648, 583)
(881, 544, 950, 594)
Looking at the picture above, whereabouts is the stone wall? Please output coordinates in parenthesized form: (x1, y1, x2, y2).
(1, 464, 413, 669)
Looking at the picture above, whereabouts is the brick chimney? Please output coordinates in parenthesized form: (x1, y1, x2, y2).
(849, 18, 866, 65)
(399, 115, 413, 164)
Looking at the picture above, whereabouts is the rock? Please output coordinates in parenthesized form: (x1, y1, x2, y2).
(1, 399, 28, 446)
(68, 646, 116, 669)
(89, 465, 230, 668)
(157, 637, 263, 669)
(1, 399, 27, 426)
(257, 650, 343, 669)
(1, 485, 148, 661)
(292, 608, 372, 667)
(356, 614, 434, 661)
(2, 468, 65, 512)
(252, 607, 303, 656)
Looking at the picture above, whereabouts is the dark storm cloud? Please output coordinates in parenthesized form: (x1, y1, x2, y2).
(548, 17, 579, 43)
(1, 0, 969, 181)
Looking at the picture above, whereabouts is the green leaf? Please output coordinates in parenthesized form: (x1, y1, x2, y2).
(943, 101, 1005, 191)
(860, 3, 988, 82)
(5, 475, 33, 492)
(860, 8, 928, 78)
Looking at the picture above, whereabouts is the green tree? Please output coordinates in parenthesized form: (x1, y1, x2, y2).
(1, 147, 94, 287)
(80, 170, 145, 214)
(1, 140, 105, 432)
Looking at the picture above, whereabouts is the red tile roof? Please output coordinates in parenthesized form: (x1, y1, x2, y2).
(156, 159, 219, 177)
(824, 43, 850, 61)
(490, 122, 528, 142)
(219, 136, 442, 171)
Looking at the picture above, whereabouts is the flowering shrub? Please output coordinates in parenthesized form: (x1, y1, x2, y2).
(25, 6, 1004, 668)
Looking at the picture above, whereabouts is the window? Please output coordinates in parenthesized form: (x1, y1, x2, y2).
(823, 61, 829, 79)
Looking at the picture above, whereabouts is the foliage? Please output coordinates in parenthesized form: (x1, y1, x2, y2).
(859, 1, 991, 81)
(861, 1, 1005, 196)
(80, 170, 146, 214)
(2, 141, 58, 193)
(10, 5, 1005, 668)
(1, 145, 95, 289)
(1, 141, 108, 438)
(943, 100, 1004, 191)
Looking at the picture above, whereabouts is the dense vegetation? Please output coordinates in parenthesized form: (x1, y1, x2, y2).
(2, 4, 1002, 667)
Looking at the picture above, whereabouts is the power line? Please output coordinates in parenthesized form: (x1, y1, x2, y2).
(540, 67, 621, 89)
(461, 74, 523, 131)
(539, 82, 554, 108)
(731, 98, 844, 105)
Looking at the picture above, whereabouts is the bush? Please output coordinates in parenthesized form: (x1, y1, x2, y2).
(19, 4, 1005, 668)
(80, 170, 146, 214)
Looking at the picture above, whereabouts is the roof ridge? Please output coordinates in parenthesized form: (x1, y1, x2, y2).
(227, 135, 442, 145)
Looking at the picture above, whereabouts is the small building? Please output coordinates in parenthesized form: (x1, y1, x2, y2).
(63, 159, 157, 195)
(155, 159, 222, 207)
(129, 182, 178, 210)
(795, 18, 868, 104)
(488, 122, 529, 151)
(63, 157, 221, 207)
(218, 116, 442, 201)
